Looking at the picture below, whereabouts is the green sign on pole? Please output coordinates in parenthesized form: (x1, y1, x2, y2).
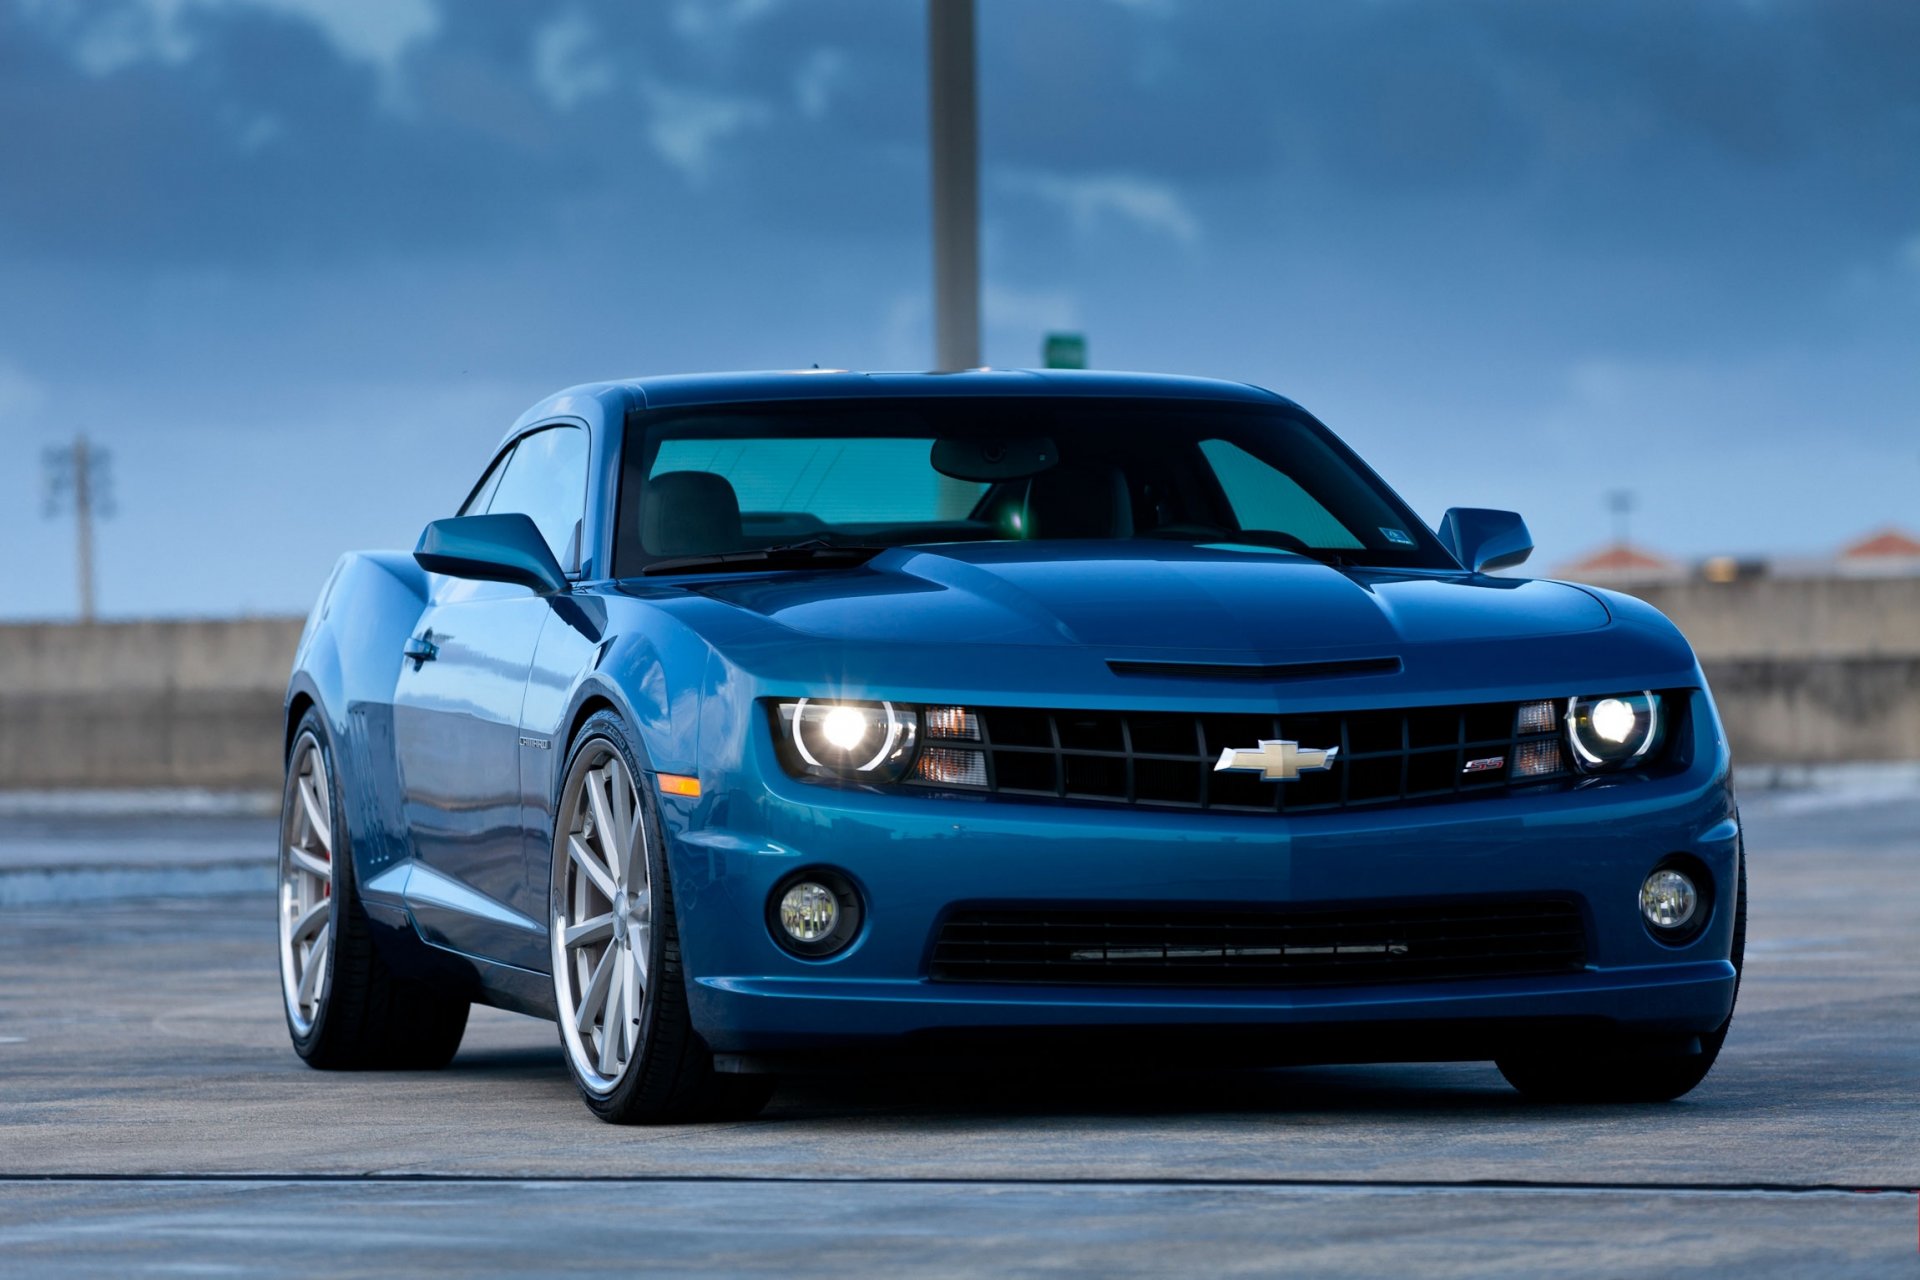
(1042, 332, 1086, 370)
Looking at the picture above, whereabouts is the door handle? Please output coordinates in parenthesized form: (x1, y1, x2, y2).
(403, 632, 439, 669)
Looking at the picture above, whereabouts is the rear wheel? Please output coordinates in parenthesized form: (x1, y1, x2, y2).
(279, 711, 470, 1070)
(549, 711, 775, 1123)
(1497, 848, 1746, 1102)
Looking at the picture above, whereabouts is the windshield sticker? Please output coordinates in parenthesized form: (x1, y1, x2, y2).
(1380, 527, 1415, 547)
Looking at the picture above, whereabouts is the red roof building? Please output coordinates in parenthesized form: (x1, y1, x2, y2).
(1553, 541, 1685, 585)
(1840, 527, 1920, 560)
(1836, 526, 1920, 576)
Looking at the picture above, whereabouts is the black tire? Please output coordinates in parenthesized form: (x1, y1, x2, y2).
(550, 711, 777, 1124)
(280, 708, 470, 1071)
(1497, 844, 1746, 1103)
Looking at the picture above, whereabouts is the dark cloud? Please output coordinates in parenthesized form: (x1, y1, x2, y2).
(0, 0, 1914, 618)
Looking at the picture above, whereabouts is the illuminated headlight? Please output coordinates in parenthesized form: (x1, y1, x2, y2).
(1566, 692, 1664, 772)
(773, 699, 990, 789)
(779, 699, 918, 781)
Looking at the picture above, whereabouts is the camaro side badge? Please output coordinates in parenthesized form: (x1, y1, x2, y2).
(1214, 739, 1340, 782)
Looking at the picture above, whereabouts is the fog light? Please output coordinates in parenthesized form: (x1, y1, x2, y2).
(779, 882, 839, 943)
(1640, 868, 1698, 931)
(767, 869, 863, 958)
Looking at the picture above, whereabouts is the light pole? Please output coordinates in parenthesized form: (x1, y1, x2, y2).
(928, 0, 980, 371)
(43, 435, 113, 623)
(1607, 489, 1636, 549)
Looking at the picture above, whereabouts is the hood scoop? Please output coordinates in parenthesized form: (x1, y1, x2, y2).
(1107, 656, 1403, 681)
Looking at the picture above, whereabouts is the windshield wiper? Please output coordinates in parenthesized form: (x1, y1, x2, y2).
(640, 539, 889, 577)
(1145, 528, 1360, 569)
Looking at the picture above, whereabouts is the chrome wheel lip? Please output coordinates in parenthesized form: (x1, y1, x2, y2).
(278, 730, 334, 1038)
(551, 739, 652, 1097)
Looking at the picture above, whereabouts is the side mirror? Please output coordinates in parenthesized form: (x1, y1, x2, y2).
(1439, 508, 1533, 574)
(414, 514, 569, 596)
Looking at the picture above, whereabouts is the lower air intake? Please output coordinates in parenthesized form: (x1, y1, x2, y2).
(929, 900, 1587, 988)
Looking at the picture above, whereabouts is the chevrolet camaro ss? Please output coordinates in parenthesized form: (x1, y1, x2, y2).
(278, 370, 1743, 1123)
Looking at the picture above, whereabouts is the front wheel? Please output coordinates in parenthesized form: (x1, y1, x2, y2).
(549, 711, 775, 1123)
(278, 711, 469, 1069)
(1497, 849, 1746, 1103)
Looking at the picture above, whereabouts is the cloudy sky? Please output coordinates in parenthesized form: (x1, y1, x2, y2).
(0, 0, 1915, 619)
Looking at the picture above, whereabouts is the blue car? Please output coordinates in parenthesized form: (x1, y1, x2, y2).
(279, 370, 1742, 1123)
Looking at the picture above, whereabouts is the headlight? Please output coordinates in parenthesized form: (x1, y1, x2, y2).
(1566, 692, 1663, 772)
(772, 699, 993, 787)
(777, 699, 919, 781)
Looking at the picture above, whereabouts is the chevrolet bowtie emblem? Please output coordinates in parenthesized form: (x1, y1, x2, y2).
(1214, 739, 1340, 782)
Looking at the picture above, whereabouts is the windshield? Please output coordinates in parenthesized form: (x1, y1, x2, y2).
(614, 398, 1457, 574)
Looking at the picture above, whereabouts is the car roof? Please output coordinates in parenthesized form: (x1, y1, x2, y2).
(510, 368, 1299, 435)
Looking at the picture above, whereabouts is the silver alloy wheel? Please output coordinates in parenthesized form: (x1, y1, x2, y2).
(278, 731, 334, 1036)
(551, 742, 652, 1095)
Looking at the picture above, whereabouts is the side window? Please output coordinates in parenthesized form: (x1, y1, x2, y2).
(1199, 438, 1364, 550)
(458, 447, 514, 517)
(479, 425, 591, 570)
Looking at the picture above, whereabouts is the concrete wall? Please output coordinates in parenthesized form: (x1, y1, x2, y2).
(0, 575, 1915, 789)
(0, 618, 302, 790)
(1627, 577, 1920, 764)
(1627, 576, 1920, 661)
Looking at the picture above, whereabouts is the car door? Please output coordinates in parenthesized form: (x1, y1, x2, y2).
(393, 423, 589, 971)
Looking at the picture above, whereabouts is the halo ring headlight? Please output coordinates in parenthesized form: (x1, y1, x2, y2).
(784, 699, 919, 779)
(1567, 691, 1663, 772)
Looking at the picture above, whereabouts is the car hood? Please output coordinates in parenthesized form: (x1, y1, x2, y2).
(680, 542, 1610, 659)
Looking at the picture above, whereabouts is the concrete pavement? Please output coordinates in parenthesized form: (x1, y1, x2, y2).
(0, 791, 1915, 1274)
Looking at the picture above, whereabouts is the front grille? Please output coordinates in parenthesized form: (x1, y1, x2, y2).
(929, 900, 1588, 988)
(919, 700, 1566, 813)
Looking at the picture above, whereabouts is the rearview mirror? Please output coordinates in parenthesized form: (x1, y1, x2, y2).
(414, 513, 569, 596)
(930, 436, 1057, 482)
(1438, 508, 1533, 574)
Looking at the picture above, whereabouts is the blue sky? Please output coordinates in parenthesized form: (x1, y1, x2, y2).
(1, 0, 1915, 619)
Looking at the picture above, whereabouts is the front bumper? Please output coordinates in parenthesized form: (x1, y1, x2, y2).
(664, 690, 1740, 1059)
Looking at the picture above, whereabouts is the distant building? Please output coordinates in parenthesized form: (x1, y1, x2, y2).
(1837, 526, 1920, 577)
(1551, 541, 1687, 586)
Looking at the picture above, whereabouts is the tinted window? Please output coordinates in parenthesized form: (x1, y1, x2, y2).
(483, 425, 589, 569)
(650, 438, 985, 527)
(616, 400, 1453, 574)
(1200, 438, 1364, 549)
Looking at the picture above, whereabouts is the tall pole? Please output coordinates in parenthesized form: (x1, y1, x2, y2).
(1607, 489, 1636, 548)
(928, 0, 980, 371)
(73, 435, 95, 623)
(43, 434, 109, 622)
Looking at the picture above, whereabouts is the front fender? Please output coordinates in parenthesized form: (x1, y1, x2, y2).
(284, 551, 430, 894)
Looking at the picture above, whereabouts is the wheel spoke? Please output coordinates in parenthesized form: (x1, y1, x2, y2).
(290, 898, 328, 946)
(568, 835, 617, 901)
(585, 767, 620, 878)
(573, 945, 614, 1033)
(608, 766, 634, 881)
(621, 950, 641, 1060)
(631, 919, 651, 988)
(626, 942, 646, 1018)
(298, 924, 329, 1005)
(297, 775, 332, 852)
(626, 809, 646, 886)
(597, 952, 626, 1075)
(288, 847, 330, 882)
(564, 914, 615, 950)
